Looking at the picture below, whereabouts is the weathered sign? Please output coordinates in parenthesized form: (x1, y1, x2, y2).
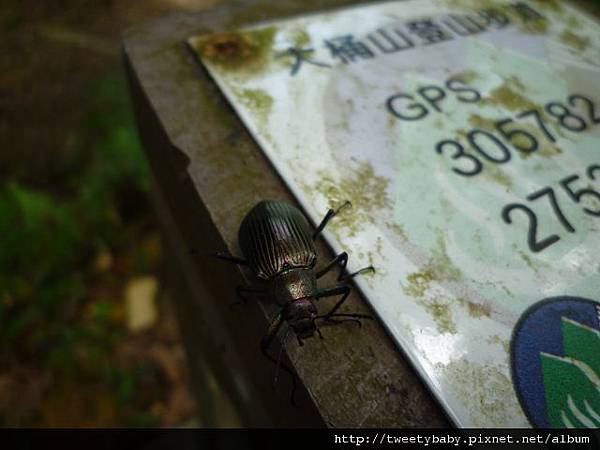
(189, 0, 600, 427)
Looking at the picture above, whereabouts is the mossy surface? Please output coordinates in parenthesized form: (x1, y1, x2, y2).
(402, 236, 464, 334)
(313, 161, 391, 238)
(485, 165, 512, 189)
(292, 29, 311, 48)
(440, 360, 516, 426)
(481, 77, 538, 112)
(560, 29, 590, 52)
(427, 300, 458, 334)
(457, 298, 491, 319)
(454, 69, 480, 84)
(469, 114, 497, 131)
(234, 88, 273, 121)
(487, 335, 510, 353)
(404, 235, 462, 298)
(405, 271, 435, 298)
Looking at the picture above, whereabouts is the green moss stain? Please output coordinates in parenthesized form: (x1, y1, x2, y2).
(477, 76, 572, 149)
(456, 79, 561, 166)
(457, 298, 491, 319)
(531, 0, 562, 13)
(518, 249, 543, 273)
(313, 161, 391, 238)
(439, 360, 515, 426)
(292, 29, 311, 48)
(560, 30, 590, 52)
(234, 88, 273, 120)
(367, 236, 387, 277)
(404, 274, 457, 333)
(428, 300, 458, 334)
(455, 128, 468, 140)
(485, 165, 512, 189)
(513, 126, 563, 160)
(466, 301, 491, 319)
(565, 14, 581, 29)
(443, 0, 505, 11)
(482, 77, 538, 112)
(487, 335, 510, 353)
(454, 69, 480, 84)
(191, 27, 278, 78)
(468, 113, 496, 130)
(431, 234, 463, 281)
(232, 88, 275, 144)
(404, 235, 462, 299)
(515, 16, 548, 35)
(402, 236, 463, 334)
(385, 221, 408, 241)
(506, 75, 526, 91)
(405, 271, 435, 298)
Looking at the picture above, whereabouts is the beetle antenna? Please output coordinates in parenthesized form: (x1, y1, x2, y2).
(312, 200, 353, 240)
(212, 251, 248, 265)
(337, 200, 352, 213)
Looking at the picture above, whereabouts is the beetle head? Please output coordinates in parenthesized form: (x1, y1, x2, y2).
(284, 299, 317, 339)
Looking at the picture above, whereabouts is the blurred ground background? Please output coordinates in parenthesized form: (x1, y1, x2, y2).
(0, 0, 226, 427)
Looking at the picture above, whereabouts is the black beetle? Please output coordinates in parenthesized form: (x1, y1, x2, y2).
(215, 199, 374, 398)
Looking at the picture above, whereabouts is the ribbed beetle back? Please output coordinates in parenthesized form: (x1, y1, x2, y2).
(238, 200, 317, 279)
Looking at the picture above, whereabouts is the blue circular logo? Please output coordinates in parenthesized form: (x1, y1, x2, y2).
(511, 296, 600, 428)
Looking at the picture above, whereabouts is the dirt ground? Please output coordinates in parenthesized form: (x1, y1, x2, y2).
(0, 0, 228, 427)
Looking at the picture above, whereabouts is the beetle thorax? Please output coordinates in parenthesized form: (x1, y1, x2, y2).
(269, 268, 316, 306)
(283, 298, 317, 339)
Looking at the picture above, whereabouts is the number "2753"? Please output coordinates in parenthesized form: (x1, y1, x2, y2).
(502, 165, 600, 253)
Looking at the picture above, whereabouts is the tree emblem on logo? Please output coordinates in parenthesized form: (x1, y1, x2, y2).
(541, 315, 600, 427)
(511, 297, 600, 428)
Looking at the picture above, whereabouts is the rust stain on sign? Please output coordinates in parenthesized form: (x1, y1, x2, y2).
(189, 27, 277, 77)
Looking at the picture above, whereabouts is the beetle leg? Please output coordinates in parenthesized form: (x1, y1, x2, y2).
(312, 201, 352, 240)
(316, 252, 348, 279)
(260, 312, 283, 353)
(316, 313, 373, 327)
(260, 312, 298, 405)
(315, 284, 351, 317)
(315, 284, 372, 323)
(314, 322, 324, 339)
(213, 251, 248, 266)
(316, 251, 375, 281)
(232, 284, 264, 306)
(341, 265, 375, 282)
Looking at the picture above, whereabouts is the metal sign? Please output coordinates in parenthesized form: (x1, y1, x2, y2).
(189, 0, 600, 427)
